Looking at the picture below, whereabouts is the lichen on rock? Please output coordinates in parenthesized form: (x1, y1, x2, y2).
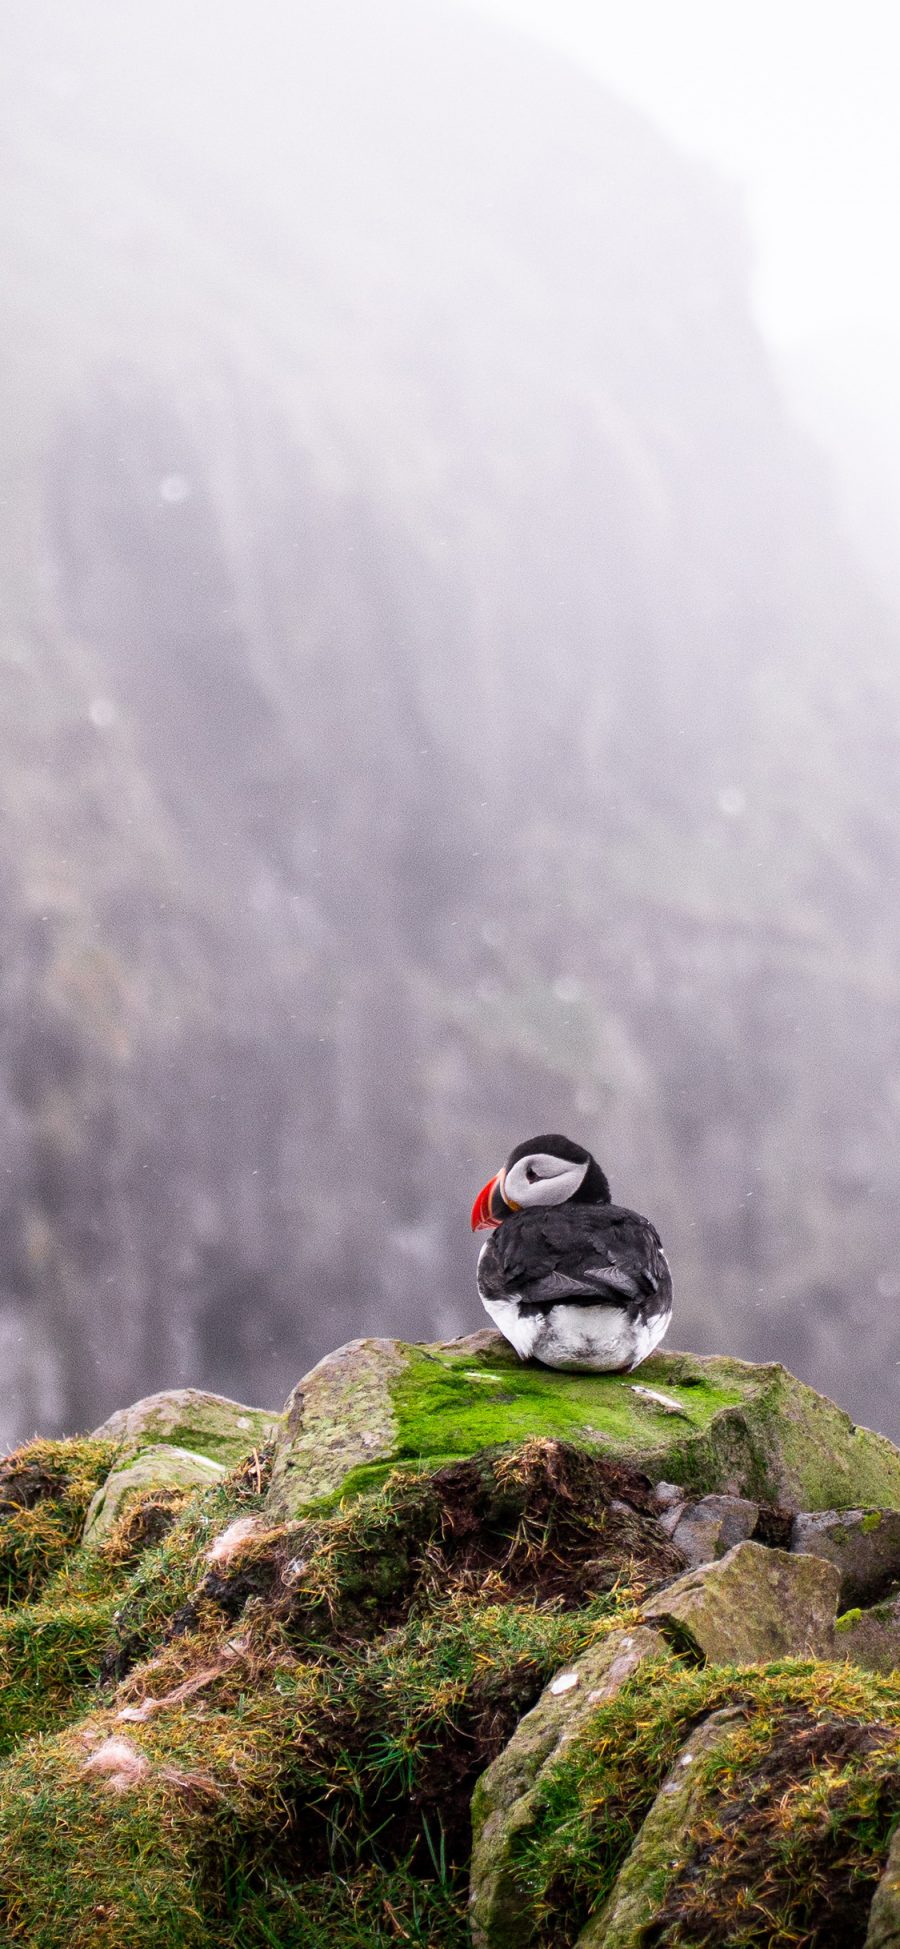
(91, 1386, 280, 1468)
(642, 1540, 841, 1664)
(266, 1335, 407, 1517)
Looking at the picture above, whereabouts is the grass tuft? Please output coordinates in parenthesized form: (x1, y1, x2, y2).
(0, 1438, 119, 1605)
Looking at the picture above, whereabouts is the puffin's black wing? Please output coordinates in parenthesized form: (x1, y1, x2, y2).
(478, 1203, 671, 1316)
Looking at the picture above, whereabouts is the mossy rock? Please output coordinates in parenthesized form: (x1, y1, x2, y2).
(266, 1330, 900, 1519)
(470, 1656, 900, 1947)
(835, 1590, 900, 1674)
(470, 1624, 670, 1949)
(267, 1336, 408, 1513)
(642, 1540, 840, 1664)
(91, 1386, 280, 1467)
(81, 1444, 227, 1547)
(574, 1706, 747, 1948)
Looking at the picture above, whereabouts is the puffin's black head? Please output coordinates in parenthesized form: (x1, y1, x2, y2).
(471, 1133, 611, 1231)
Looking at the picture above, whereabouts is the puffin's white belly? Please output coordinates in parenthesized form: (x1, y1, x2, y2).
(480, 1296, 542, 1361)
(480, 1293, 670, 1372)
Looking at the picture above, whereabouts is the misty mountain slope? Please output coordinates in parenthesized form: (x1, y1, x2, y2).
(779, 329, 900, 617)
(1, 0, 900, 1446)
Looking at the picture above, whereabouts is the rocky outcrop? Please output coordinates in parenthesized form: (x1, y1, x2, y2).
(4, 1344, 900, 1947)
(263, 1332, 900, 1517)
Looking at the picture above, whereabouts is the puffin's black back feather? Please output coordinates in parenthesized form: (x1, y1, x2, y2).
(477, 1202, 671, 1318)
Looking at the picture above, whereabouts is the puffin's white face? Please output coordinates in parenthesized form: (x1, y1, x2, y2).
(503, 1150, 589, 1210)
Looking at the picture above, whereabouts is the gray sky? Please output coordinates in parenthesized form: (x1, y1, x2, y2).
(474, 0, 900, 349)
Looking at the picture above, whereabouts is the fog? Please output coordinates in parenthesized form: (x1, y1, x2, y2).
(2, 0, 900, 1450)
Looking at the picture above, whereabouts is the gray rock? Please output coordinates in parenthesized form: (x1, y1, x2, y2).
(650, 1481, 683, 1507)
(469, 1626, 669, 1949)
(670, 1494, 759, 1568)
(574, 1709, 746, 1947)
(866, 1817, 900, 1946)
(642, 1541, 840, 1663)
(651, 1481, 686, 1536)
(267, 1337, 408, 1518)
(790, 1507, 900, 1609)
(427, 1328, 505, 1357)
(834, 1591, 900, 1675)
(92, 1387, 280, 1467)
(82, 1443, 226, 1546)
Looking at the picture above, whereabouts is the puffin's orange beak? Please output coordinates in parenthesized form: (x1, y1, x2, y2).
(471, 1170, 506, 1231)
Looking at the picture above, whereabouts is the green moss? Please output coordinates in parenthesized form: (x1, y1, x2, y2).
(394, 1346, 744, 1462)
(836, 1607, 864, 1632)
(309, 1347, 748, 1512)
(863, 1511, 885, 1532)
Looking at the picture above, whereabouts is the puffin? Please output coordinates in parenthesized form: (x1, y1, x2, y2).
(470, 1133, 672, 1372)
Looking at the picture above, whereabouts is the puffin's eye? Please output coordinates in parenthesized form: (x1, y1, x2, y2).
(525, 1164, 538, 1182)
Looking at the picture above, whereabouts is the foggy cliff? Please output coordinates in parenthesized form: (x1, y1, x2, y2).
(2, 0, 900, 1449)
